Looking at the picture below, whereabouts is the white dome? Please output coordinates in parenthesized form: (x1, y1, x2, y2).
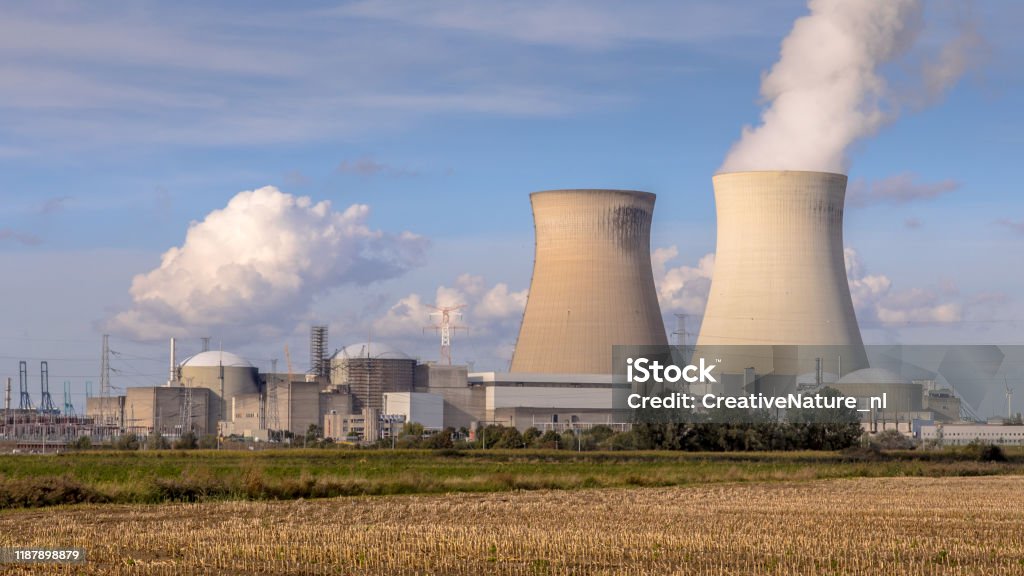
(332, 342, 412, 361)
(180, 350, 253, 368)
(836, 368, 909, 386)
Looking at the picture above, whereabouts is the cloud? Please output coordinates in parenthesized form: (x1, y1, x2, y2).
(335, 0, 784, 50)
(921, 5, 986, 100)
(0, 228, 43, 246)
(283, 170, 310, 188)
(996, 219, 1024, 235)
(847, 173, 959, 208)
(337, 157, 418, 177)
(844, 247, 962, 325)
(651, 246, 715, 316)
(372, 274, 527, 366)
(720, 0, 975, 173)
(39, 195, 73, 214)
(105, 186, 428, 342)
(0, 2, 646, 152)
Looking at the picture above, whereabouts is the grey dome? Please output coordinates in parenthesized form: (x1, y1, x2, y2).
(836, 368, 910, 386)
(332, 342, 412, 361)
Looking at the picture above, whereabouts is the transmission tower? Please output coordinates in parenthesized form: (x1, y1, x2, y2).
(424, 304, 468, 365)
(63, 381, 76, 417)
(18, 361, 32, 410)
(39, 361, 56, 413)
(100, 334, 110, 425)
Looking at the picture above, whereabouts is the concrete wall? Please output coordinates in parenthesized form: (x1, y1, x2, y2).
(120, 387, 212, 435)
(85, 396, 124, 427)
(415, 364, 483, 430)
(697, 171, 868, 375)
(278, 381, 320, 436)
(925, 392, 961, 422)
(383, 392, 444, 430)
(510, 189, 667, 374)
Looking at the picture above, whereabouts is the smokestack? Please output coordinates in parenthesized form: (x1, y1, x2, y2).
(511, 189, 668, 374)
(4, 377, 9, 411)
(697, 171, 867, 374)
(168, 337, 177, 386)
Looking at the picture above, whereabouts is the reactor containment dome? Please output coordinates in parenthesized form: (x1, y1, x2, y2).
(510, 189, 668, 374)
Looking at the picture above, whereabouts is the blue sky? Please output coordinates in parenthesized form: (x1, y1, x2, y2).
(0, 1, 1022, 413)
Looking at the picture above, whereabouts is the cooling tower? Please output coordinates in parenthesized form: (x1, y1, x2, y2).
(510, 189, 668, 374)
(696, 171, 868, 376)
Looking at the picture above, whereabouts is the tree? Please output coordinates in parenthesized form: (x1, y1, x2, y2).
(870, 429, 917, 450)
(424, 428, 455, 449)
(71, 436, 92, 450)
(147, 431, 170, 450)
(536, 430, 560, 449)
(492, 427, 525, 449)
(522, 427, 542, 446)
(173, 431, 198, 450)
(114, 433, 140, 450)
(401, 422, 425, 438)
(305, 424, 322, 446)
(198, 434, 219, 449)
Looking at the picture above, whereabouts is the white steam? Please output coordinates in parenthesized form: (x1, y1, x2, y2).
(106, 186, 427, 341)
(720, 0, 972, 174)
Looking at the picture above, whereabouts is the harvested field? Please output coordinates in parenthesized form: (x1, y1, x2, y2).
(2, 476, 1023, 574)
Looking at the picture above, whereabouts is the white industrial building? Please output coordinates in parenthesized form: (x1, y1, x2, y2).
(383, 392, 444, 431)
(919, 424, 1024, 446)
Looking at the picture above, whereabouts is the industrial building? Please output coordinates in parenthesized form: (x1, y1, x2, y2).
(329, 342, 415, 413)
(76, 338, 429, 443)
(919, 424, 1024, 446)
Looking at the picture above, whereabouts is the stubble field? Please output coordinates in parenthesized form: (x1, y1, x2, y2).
(2, 475, 1023, 575)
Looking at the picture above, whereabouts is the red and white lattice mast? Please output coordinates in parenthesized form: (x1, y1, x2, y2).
(424, 304, 468, 365)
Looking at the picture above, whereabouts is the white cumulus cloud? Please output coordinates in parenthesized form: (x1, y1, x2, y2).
(652, 246, 715, 315)
(844, 247, 962, 326)
(105, 186, 427, 341)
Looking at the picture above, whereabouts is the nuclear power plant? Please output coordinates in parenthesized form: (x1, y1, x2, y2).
(1, 173, 993, 450)
(511, 189, 667, 374)
(697, 171, 869, 377)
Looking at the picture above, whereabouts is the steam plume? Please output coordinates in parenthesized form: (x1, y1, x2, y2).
(720, 0, 967, 173)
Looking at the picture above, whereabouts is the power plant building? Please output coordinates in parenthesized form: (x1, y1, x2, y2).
(330, 343, 416, 413)
(511, 189, 668, 374)
(179, 351, 260, 432)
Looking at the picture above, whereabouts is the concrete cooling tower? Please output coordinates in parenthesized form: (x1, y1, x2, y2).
(510, 189, 668, 374)
(696, 171, 868, 376)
